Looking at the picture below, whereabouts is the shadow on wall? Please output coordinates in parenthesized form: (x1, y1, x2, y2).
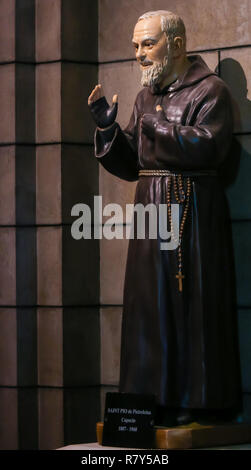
(217, 58, 251, 423)
(217, 58, 251, 188)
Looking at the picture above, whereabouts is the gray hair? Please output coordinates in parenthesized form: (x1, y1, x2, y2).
(137, 10, 186, 44)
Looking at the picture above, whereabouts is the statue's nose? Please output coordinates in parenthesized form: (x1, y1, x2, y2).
(136, 46, 146, 62)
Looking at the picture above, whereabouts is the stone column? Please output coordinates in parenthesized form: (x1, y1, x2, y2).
(0, 0, 99, 449)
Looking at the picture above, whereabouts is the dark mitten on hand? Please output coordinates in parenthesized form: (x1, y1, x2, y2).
(141, 114, 160, 140)
(141, 108, 167, 139)
(89, 96, 118, 128)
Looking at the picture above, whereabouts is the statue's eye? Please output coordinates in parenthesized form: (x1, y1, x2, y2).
(145, 41, 155, 48)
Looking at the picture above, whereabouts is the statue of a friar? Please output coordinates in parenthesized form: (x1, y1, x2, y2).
(88, 10, 242, 426)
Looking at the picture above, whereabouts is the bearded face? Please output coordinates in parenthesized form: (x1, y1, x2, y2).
(132, 16, 175, 89)
(140, 44, 174, 87)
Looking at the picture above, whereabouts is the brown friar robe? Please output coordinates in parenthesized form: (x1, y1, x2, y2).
(94, 55, 242, 412)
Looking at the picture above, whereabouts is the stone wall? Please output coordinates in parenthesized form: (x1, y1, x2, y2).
(0, 0, 100, 449)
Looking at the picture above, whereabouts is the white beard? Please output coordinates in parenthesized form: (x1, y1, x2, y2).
(141, 48, 174, 88)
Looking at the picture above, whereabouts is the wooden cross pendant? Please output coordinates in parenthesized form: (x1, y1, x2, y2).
(176, 271, 185, 292)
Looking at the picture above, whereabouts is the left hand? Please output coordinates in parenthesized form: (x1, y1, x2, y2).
(141, 107, 166, 140)
(141, 114, 159, 140)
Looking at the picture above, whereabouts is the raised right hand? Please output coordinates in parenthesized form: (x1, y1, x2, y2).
(88, 84, 104, 105)
(88, 84, 118, 129)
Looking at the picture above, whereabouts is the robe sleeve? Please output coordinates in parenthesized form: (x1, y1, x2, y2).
(154, 79, 234, 170)
(94, 101, 139, 182)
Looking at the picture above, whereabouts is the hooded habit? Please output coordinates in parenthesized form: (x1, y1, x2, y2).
(94, 55, 242, 413)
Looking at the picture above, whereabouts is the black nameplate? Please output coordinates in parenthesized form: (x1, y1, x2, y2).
(102, 392, 156, 449)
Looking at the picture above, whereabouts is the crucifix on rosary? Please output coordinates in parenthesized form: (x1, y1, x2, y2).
(176, 270, 185, 292)
(166, 174, 191, 294)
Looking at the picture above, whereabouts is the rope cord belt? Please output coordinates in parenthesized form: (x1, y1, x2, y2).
(138, 168, 216, 292)
(138, 169, 218, 177)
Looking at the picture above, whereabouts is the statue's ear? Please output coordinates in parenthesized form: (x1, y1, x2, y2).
(173, 36, 186, 56)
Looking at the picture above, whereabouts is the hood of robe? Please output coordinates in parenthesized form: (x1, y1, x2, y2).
(151, 54, 217, 95)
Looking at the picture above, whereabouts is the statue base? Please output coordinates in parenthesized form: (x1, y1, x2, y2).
(96, 421, 251, 449)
